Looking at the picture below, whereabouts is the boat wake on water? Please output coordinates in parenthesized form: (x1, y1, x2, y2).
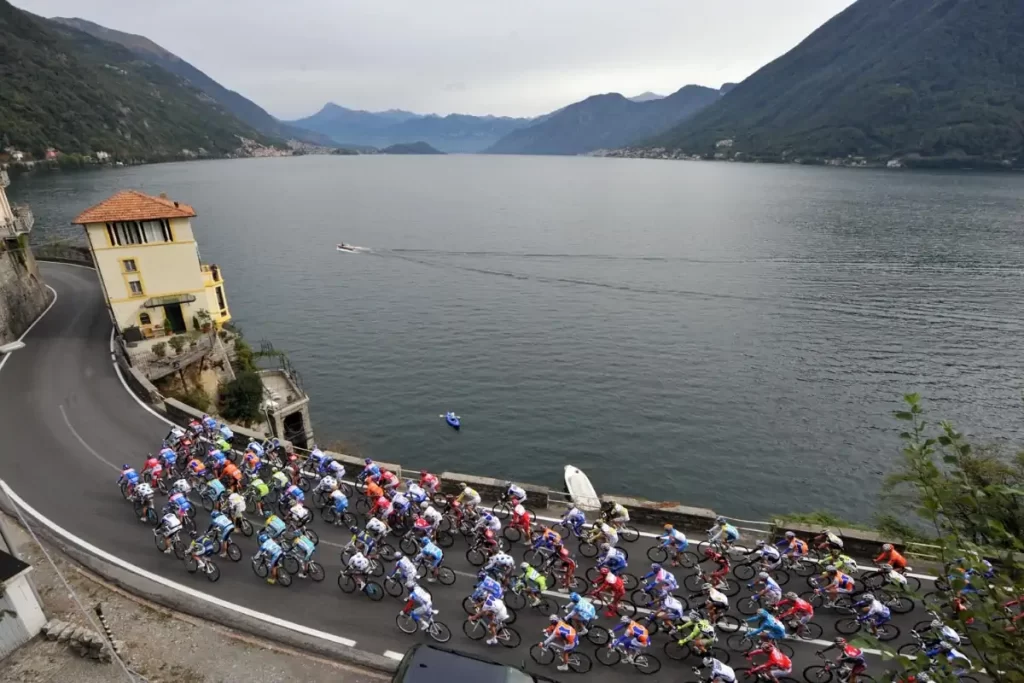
(336, 243, 370, 253)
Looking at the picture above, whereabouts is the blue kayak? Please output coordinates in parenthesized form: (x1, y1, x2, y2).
(444, 412, 460, 430)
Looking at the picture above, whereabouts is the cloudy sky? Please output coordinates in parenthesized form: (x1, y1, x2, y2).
(15, 0, 856, 120)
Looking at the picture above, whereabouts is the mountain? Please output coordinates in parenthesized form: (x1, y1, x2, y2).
(287, 103, 533, 153)
(380, 141, 444, 155)
(629, 92, 665, 102)
(485, 85, 721, 155)
(48, 16, 335, 147)
(651, 0, 1024, 166)
(0, 2, 274, 159)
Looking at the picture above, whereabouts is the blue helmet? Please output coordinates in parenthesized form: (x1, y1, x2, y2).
(758, 608, 770, 619)
(257, 531, 268, 545)
(418, 536, 430, 546)
(364, 458, 373, 465)
(569, 592, 581, 603)
(122, 464, 131, 471)
(651, 563, 661, 571)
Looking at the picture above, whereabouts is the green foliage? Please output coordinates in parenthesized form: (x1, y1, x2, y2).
(169, 386, 210, 413)
(881, 395, 1024, 682)
(380, 142, 444, 155)
(151, 341, 167, 359)
(187, 331, 200, 348)
(652, 0, 1024, 165)
(233, 338, 256, 374)
(0, 1, 277, 158)
(162, 319, 173, 336)
(167, 335, 186, 355)
(218, 371, 263, 426)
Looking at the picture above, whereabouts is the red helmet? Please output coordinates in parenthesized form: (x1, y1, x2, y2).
(484, 529, 494, 539)
(704, 548, 717, 557)
(420, 469, 427, 476)
(760, 641, 773, 651)
(600, 567, 610, 576)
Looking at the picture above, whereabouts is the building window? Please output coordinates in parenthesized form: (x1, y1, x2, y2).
(128, 279, 144, 297)
(121, 258, 137, 272)
(139, 312, 151, 325)
(215, 286, 226, 311)
(105, 219, 173, 246)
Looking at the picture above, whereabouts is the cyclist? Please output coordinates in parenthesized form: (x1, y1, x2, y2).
(674, 611, 717, 655)
(473, 593, 509, 646)
(170, 478, 192, 497)
(531, 527, 562, 557)
(510, 501, 533, 545)
(818, 638, 866, 683)
(286, 501, 314, 538)
(314, 474, 338, 501)
(777, 530, 809, 560)
(753, 571, 783, 607)
(241, 448, 261, 477)
(420, 501, 443, 533)
(268, 467, 290, 496)
(133, 481, 155, 522)
(207, 510, 235, 558)
(416, 536, 444, 583)
(594, 521, 620, 549)
(290, 532, 317, 578)
(390, 554, 419, 592)
(472, 573, 505, 602)
(777, 592, 815, 636)
(163, 489, 193, 522)
(854, 592, 891, 636)
(345, 550, 372, 591)
(225, 491, 246, 527)
(600, 500, 630, 528)
(827, 548, 860, 575)
(874, 543, 907, 571)
(539, 615, 576, 672)
(369, 492, 393, 520)
(279, 482, 304, 509)
(708, 515, 739, 549)
(155, 511, 182, 553)
(641, 563, 678, 598)
(246, 476, 271, 517)
(698, 656, 736, 683)
(157, 445, 177, 472)
(365, 515, 390, 541)
(400, 584, 438, 630)
(609, 616, 650, 664)
(363, 478, 385, 502)
(204, 477, 227, 511)
(918, 618, 962, 648)
(651, 593, 687, 632)
(563, 592, 597, 636)
(118, 464, 140, 497)
(475, 512, 502, 545)
(220, 460, 243, 492)
(455, 482, 481, 515)
(560, 506, 587, 536)
(744, 539, 782, 572)
(703, 547, 732, 585)
(483, 551, 515, 580)
(591, 567, 626, 617)
(504, 481, 527, 504)
(746, 608, 786, 644)
(378, 469, 399, 493)
(262, 514, 288, 542)
(348, 525, 378, 556)
(746, 641, 792, 680)
(595, 544, 628, 576)
(205, 448, 227, 474)
(519, 561, 548, 608)
(927, 640, 972, 672)
(141, 453, 163, 486)
(405, 480, 427, 505)
(324, 458, 345, 481)
(700, 582, 730, 621)
(164, 425, 186, 449)
(419, 470, 440, 496)
(328, 488, 350, 525)
(553, 545, 578, 592)
(255, 532, 284, 584)
(814, 528, 844, 552)
(658, 524, 689, 565)
(187, 530, 218, 568)
(821, 565, 856, 607)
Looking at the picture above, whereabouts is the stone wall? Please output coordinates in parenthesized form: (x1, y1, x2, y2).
(0, 244, 50, 346)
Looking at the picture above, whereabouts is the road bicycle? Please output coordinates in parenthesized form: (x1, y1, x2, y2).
(414, 558, 457, 586)
(462, 617, 521, 648)
(833, 614, 900, 641)
(725, 632, 794, 658)
(529, 641, 592, 674)
(336, 568, 384, 600)
(279, 543, 325, 582)
(595, 641, 661, 675)
(803, 651, 877, 683)
(395, 610, 451, 643)
(182, 539, 220, 582)
(646, 542, 699, 569)
(251, 553, 293, 587)
(584, 565, 640, 591)
(503, 575, 557, 615)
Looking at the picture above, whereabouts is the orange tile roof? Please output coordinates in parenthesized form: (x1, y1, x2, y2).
(72, 190, 197, 224)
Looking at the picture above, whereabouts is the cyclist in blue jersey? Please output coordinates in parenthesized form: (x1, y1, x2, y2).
(854, 593, 891, 636)
(416, 536, 444, 582)
(158, 446, 177, 470)
(560, 506, 587, 536)
(255, 532, 284, 584)
(753, 571, 783, 607)
(563, 592, 597, 636)
(402, 585, 437, 630)
(659, 524, 689, 554)
(207, 511, 235, 558)
(390, 554, 418, 591)
(118, 465, 140, 496)
(204, 478, 227, 510)
(280, 483, 304, 508)
(746, 609, 786, 643)
(709, 516, 740, 548)
(472, 575, 505, 602)
(348, 525, 377, 555)
(641, 563, 679, 596)
(328, 489, 349, 525)
(595, 544, 628, 574)
(358, 458, 381, 483)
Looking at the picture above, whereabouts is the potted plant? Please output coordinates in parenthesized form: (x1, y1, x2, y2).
(168, 335, 186, 355)
(196, 309, 213, 333)
(163, 319, 173, 336)
(152, 341, 167, 359)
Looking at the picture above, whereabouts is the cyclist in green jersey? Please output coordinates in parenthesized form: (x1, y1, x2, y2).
(519, 562, 548, 607)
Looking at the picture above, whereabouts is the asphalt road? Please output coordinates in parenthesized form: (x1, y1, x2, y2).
(0, 263, 952, 682)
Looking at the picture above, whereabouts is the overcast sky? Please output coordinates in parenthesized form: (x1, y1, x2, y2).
(14, 0, 856, 120)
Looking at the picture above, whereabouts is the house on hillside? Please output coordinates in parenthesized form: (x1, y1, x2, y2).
(95, 151, 111, 161)
(73, 190, 231, 340)
(44, 148, 59, 160)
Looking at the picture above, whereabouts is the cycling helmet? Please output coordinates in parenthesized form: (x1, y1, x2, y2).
(703, 656, 715, 667)
(257, 531, 268, 545)
(825, 565, 837, 573)
(619, 615, 631, 624)
(483, 513, 493, 522)
(930, 619, 943, 629)
(549, 614, 560, 623)
(459, 482, 468, 489)
(420, 501, 429, 510)
(916, 674, 932, 683)
(715, 515, 726, 524)
(760, 641, 773, 651)
(600, 543, 610, 551)
(939, 642, 953, 652)
(520, 561, 530, 570)
(834, 637, 846, 646)
(820, 528, 831, 534)
(879, 563, 892, 571)
(418, 536, 430, 546)
(364, 458, 373, 465)
(882, 543, 893, 551)
(651, 563, 661, 571)
(122, 464, 131, 470)
(757, 571, 769, 580)
(755, 540, 766, 548)
(860, 593, 874, 602)
(600, 567, 610, 576)
(420, 469, 427, 476)
(348, 526, 359, 534)
(569, 592, 580, 603)
(701, 583, 713, 592)
(504, 481, 513, 488)
(785, 592, 798, 600)
(784, 531, 795, 539)
(663, 523, 674, 531)
(758, 608, 770, 618)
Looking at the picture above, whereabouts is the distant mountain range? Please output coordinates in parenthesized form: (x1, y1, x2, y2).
(0, 2, 274, 159)
(649, 0, 1024, 166)
(48, 17, 334, 147)
(380, 141, 444, 155)
(629, 92, 665, 103)
(486, 85, 723, 155)
(286, 103, 534, 153)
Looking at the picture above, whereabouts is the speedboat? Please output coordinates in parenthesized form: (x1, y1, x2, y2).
(337, 243, 358, 252)
(444, 412, 460, 430)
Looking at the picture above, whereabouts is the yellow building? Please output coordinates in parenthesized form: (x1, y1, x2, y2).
(73, 190, 231, 338)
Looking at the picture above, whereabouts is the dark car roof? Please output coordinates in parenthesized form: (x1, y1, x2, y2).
(392, 644, 560, 683)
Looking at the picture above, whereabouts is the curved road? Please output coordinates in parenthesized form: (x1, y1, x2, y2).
(0, 263, 948, 682)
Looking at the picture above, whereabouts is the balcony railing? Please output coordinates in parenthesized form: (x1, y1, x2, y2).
(200, 263, 222, 284)
(0, 169, 9, 188)
(0, 218, 14, 239)
(12, 205, 33, 234)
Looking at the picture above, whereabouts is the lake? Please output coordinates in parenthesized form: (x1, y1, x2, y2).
(10, 155, 1024, 521)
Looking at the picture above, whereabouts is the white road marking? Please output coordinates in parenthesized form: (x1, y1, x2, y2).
(383, 650, 404, 661)
(0, 284, 57, 373)
(59, 405, 120, 472)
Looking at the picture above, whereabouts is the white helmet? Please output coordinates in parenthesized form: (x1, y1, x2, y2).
(784, 531, 795, 539)
(702, 583, 713, 592)
(703, 656, 714, 667)
(619, 615, 631, 624)
(420, 501, 429, 510)
(520, 561, 529, 570)
(757, 571, 769, 580)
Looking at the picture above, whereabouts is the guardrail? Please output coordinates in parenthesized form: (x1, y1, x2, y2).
(33, 244, 94, 266)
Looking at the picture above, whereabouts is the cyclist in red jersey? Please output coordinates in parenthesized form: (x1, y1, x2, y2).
(704, 548, 731, 584)
(591, 567, 625, 617)
(747, 641, 792, 679)
(777, 591, 815, 637)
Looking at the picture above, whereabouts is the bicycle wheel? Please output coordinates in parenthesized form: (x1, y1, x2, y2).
(579, 541, 598, 558)
(882, 592, 914, 615)
(633, 653, 661, 675)
(876, 623, 900, 641)
(717, 578, 741, 597)
(897, 643, 921, 657)
(778, 641, 794, 658)
(377, 542, 397, 561)
(437, 566, 456, 586)
(502, 526, 523, 543)
(569, 651, 592, 673)
(595, 645, 621, 666)
(278, 569, 292, 587)
(496, 626, 521, 648)
(506, 589, 526, 611)
(462, 618, 487, 641)
(903, 575, 922, 593)
(466, 548, 487, 566)
(615, 600, 637, 619)
(529, 643, 556, 665)
(535, 597, 557, 616)
(683, 574, 705, 593)
(399, 537, 418, 556)
(364, 582, 384, 601)
(647, 546, 669, 563)
(771, 568, 791, 586)
(734, 563, 757, 581)
(737, 597, 761, 615)
(239, 518, 254, 537)
(834, 617, 860, 635)
(304, 529, 320, 546)
(632, 589, 655, 608)
(226, 542, 242, 562)
(803, 665, 834, 683)
(523, 549, 545, 567)
(716, 614, 742, 633)
(664, 640, 691, 661)
(354, 498, 370, 515)
(675, 551, 699, 569)
(794, 621, 823, 640)
(727, 633, 754, 652)
(368, 559, 385, 578)
(337, 573, 356, 593)
(792, 559, 816, 577)
(252, 556, 269, 578)
(307, 561, 325, 582)
(205, 561, 221, 582)
(282, 555, 300, 576)
(620, 526, 640, 543)
(385, 576, 406, 598)
(202, 495, 214, 512)
(427, 620, 452, 643)
(622, 573, 639, 591)
(184, 555, 199, 573)
(435, 530, 454, 548)
(396, 612, 418, 634)
(587, 625, 610, 645)
(585, 566, 602, 584)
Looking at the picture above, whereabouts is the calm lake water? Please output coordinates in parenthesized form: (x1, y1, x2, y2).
(11, 155, 1024, 521)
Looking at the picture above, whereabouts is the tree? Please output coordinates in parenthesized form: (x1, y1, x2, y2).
(217, 371, 263, 425)
(167, 335, 186, 355)
(882, 394, 1024, 682)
